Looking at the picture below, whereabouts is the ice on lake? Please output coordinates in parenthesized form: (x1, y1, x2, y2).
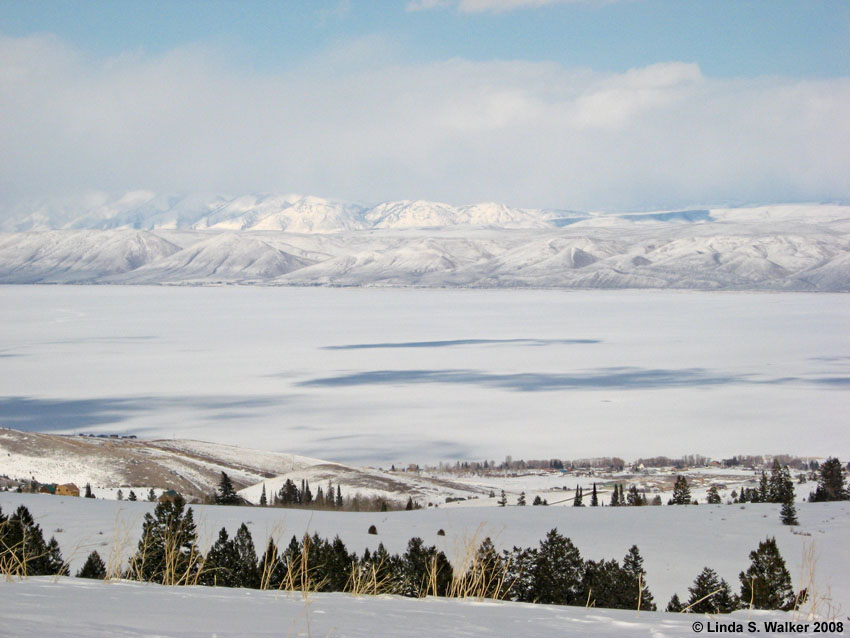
(0, 285, 847, 464)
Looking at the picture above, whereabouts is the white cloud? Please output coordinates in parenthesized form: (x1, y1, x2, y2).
(1, 34, 848, 211)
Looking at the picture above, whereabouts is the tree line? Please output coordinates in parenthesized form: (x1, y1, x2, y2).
(1, 498, 808, 614)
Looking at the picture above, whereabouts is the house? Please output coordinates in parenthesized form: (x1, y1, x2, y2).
(157, 489, 181, 503)
(56, 483, 80, 497)
(38, 484, 57, 494)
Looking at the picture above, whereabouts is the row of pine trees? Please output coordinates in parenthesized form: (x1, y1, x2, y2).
(2, 498, 805, 613)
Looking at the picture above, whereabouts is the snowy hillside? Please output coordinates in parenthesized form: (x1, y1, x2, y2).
(0, 492, 847, 611)
(0, 429, 482, 504)
(1, 577, 829, 638)
(0, 195, 847, 289)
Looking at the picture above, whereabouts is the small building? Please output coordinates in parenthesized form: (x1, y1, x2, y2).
(157, 489, 181, 503)
(38, 483, 57, 495)
(56, 483, 80, 497)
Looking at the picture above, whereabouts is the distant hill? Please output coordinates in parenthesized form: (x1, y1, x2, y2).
(0, 194, 847, 290)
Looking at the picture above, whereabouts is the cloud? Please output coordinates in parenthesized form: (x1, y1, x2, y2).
(0, 33, 849, 211)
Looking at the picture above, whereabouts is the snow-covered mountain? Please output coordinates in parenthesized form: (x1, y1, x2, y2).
(0, 194, 848, 290)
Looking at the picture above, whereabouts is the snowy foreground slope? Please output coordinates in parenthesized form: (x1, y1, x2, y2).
(0, 578, 829, 638)
(0, 196, 848, 290)
(1, 493, 847, 610)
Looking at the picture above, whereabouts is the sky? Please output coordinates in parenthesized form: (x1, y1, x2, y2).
(1, 0, 849, 211)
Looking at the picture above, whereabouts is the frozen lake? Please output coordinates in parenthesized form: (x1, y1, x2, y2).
(0, 286, 847, 465)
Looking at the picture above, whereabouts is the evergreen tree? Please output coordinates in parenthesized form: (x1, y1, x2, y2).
(76, 550, 107, 579)
(201, 527, 239, 587)
(780, 498, 798, 526)
(336, 485, 343, 508)
(128, 490, 137, 501)
(259, 538, 286, 590)
(84, 483, 94, 498)
(232, 523, 260, 588)
(686, 567, 737, 614)
(117, 489, 123, 501)
(259, 484, 267, 507)
(627, 485, 646, 506)
(498, 490, 507, 507)
(502, 545, 537, 603)
(706, 485, 721, 504)
(671, 476, 691, 505)
(581, 558, 623, 608)
(216, 472, 239, 505)
(147, 488, 156, 502)
(517, 492, 526, 506)
(768, 460, 784, 503)
(573, 486, 583, 507)
(400, 537, 452, 597)
(666, 593, 684, 612)
(590, 483, 599, 507)
(129, 495, 200, 584)
(610, 484, 621, 507)
(620, 545, 656, 611)
(738, 537, 795, 610)
(405, 496, 415, 511)
(809, 457, 848, 502)
(45, 536, 68, 575)
(2, 505, 62, 576)
(303, 481, 313, 505)
(758, 471, 769, 503)
(531, 529, 583, 605)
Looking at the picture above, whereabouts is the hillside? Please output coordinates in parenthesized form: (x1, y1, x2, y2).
(0, 429, 481, 504)
(0, 195, 847, 290)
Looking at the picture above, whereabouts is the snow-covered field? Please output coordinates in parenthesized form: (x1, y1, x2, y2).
(0, 286, 846, 465)
(1, 492, 847, 610)
(0, 577, 831, 638)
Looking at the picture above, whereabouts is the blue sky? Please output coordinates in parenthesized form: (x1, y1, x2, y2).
(2, 0, 848, 77)
(1, 0, 848, 210)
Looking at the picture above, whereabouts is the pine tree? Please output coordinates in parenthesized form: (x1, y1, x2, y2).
(621, 545, 656, 611)
(498, 490, 507, 507)
(147, 488, 156, 502)
(405, 496, 414, 510)
(259, 484, 267, 507)
(573, 486, 583, 506)
(738, 537, 795, 610)
(531, 529, 583, 605)
(117, 489, 123, 501)
(706, 485, 721, 504)
(809, 457, 848, 502)
(216, 472, 239, 505)
(610, 484, 620, 506)
(336, 485, 343, 508)
(686, 567, 737, 613)
(84, 483, 94, 498)
(2, 505, 62, 576)
(201, 527, 238, 587)
(671, 476, 691, 505)
(232, 523, 260, 588)
(129, 495, 200, 585)
(128, 490, 137, 501)
(76, 550, 107, 579)
(780, 498, 798, 526)
(517, 492, 526, 506)
(590, 483, 599, 506)
(768, 460, 784, 503)
(666, 593, 684, 612)
(259, 538, 286, 590)
(758, 471, 769, 503)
